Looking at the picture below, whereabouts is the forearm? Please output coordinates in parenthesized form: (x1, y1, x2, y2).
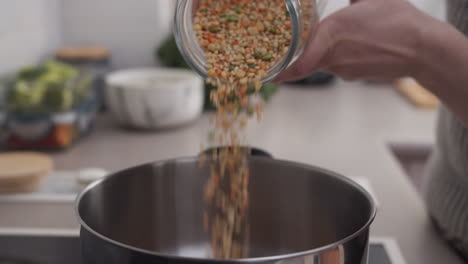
(415, 18, 468, 127)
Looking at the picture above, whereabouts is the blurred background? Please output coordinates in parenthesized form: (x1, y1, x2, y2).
(0, 0, 175, 73)
(0, 1, 458, 263)
(0, 0, 446, 215)
(0, 0, 445, 73)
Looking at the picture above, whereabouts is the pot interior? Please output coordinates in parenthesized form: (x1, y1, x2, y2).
(77, 157, 375, 259)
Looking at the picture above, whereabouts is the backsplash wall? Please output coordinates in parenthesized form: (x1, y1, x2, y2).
(323, 0, 446, 20)
(61, 0, 443, 69)
(0, 0, 61, 74)
(0, 0, 446, 75)
(61, 0, 175, 69)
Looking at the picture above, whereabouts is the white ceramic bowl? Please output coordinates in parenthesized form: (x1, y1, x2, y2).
(105, 68, 204, 130)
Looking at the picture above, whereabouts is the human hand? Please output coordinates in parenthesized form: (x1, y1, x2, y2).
(275, 0, 437, 83)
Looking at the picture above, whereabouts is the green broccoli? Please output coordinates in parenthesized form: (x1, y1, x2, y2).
(6, 60, 90, 113)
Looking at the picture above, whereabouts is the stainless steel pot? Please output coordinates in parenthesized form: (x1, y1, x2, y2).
(76, 155, 376, 264)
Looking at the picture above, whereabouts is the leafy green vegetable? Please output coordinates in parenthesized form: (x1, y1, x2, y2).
(41, 85, 73, 112)
(156, 36, 190, 69)
(17, 65, 46, 81)
(5, 59, 92, 114)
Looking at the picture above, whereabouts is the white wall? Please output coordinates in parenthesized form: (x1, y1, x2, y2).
(61, 0, 441, 70)
(411, 0, 446, 21)
(0, 0, 61, 74)
(323, 0, 446, 21)
(61, 0, 175, 69)
(0, 0, 175, 73)
(0, 0, 448, 74)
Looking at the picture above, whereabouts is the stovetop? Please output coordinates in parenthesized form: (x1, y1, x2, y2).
(0, 230, 405, 264)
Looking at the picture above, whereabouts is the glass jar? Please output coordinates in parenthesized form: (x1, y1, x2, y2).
(174, 0, 327, 83)
(55, 46, 112, 111)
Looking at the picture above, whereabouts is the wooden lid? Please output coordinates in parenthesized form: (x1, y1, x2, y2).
(56, 46, 110, 61)
(0, 152, 53, 184)
(0, 174, 45, 193)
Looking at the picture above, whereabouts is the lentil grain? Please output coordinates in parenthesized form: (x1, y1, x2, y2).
(194, 0, 292, 259)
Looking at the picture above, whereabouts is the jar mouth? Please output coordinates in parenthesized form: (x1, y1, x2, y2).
(174, 0, 303, 84)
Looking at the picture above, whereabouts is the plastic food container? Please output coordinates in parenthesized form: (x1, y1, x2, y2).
(55, 46, 112, 110)
(0, 62, 99, 150)
(174, 0, 327, 83)
(2, 97, 98, 150)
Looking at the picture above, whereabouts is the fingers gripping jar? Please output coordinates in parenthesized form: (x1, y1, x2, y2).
(174, 0, 327, 84)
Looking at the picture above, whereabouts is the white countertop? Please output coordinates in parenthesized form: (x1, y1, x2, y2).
(3, 79, 464, 263)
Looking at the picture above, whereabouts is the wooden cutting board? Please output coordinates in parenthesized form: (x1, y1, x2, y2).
(0, 152, 53, 193)
(395, 78, 439, 109)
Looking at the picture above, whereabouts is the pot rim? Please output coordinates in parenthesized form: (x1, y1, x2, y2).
(75, 156, 377, 263)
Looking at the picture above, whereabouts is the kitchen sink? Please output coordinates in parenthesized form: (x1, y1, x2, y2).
(388, 142, 433, 194)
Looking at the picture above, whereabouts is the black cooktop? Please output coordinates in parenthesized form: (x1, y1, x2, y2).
(0, 235, 394, 264)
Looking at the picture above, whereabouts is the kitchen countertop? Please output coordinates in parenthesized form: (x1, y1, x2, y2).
(18, 80, 467, 263)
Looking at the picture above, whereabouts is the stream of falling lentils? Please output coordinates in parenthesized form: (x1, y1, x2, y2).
(194, 0, 292, 259)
